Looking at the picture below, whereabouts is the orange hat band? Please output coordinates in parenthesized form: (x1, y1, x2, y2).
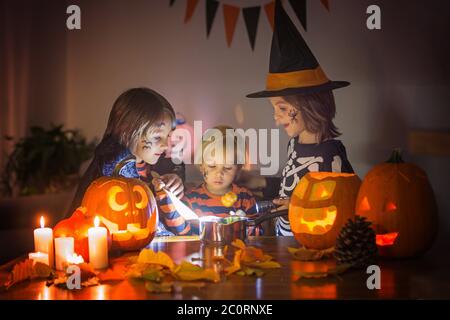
(265, 66, 330, 91)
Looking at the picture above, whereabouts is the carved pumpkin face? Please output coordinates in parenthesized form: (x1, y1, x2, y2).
(81, 176, 158, 251)
(289, 172, 361, 250)
(355, 150, 438, 258)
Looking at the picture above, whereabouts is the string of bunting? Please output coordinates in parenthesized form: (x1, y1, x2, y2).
(169, 0, 331, 50)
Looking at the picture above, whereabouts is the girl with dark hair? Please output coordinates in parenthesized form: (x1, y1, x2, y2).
(68, 87, 185, 235)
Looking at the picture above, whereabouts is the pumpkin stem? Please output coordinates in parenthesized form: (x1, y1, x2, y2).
(386, 148, 404, 164)
(113, 154, 137, 176)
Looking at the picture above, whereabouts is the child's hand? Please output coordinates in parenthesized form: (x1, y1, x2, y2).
(151, 177, 165, 192)
(160, 173, 184, 199)
(271, 198, 290, 212)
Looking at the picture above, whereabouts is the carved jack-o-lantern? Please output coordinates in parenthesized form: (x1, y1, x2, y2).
(81, 175, 158, 251)
(289, 172, 361, 250)
(355, 150, 438, 258)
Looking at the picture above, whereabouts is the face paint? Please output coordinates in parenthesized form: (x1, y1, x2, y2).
(288, 109, 298, 124)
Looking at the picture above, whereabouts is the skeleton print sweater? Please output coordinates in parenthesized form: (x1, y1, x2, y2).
(275, 138, 354, 236)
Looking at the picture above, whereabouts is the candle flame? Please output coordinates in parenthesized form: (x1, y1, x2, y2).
(94, 216, 100, 227)
(40, 216, 45, 228)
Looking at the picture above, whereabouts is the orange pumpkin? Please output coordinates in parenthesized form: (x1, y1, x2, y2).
(355, 149, 438, 258)
(81, 175, 158, 251)
(54, 207, 110, 261)
(289, 172, 361, 250)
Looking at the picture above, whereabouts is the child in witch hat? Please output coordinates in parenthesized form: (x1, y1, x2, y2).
(244, 0, 354, 236)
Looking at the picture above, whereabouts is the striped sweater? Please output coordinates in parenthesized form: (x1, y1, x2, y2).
(156, 183, 263, 236)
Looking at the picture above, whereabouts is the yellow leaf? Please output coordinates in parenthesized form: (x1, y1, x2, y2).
(293, 263, 352, 281)
(231, 239, 246, 250)
(245, 260, 281, 269)
(241, 246, 265, 263)
(125, 263, 161, 278)
(137, 249, 175, 270)
(174, 261, 220, 282)
(288, 246, 334, 261)
(224, 249, 242, 276)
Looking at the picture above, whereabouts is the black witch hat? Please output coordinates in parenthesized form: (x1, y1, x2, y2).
(247, 0, 349, 98)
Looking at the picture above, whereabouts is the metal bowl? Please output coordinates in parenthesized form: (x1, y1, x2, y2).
(198, 210, 288, 245)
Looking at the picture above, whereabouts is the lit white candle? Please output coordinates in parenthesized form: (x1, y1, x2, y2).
(54, 237, 74, 271)
(28, 252, 49, 266)
(88, 216, 108, 269)
(33, 216, 54, 267)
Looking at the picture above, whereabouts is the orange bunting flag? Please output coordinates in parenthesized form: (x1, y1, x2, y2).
(264, 1, 275, 31)
(223, 4, 240, 47)
(321, 0, 330, 11)
(184, 0, 199, 23)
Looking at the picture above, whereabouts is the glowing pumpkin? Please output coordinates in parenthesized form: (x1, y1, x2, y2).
(54, 207, 110, 261)
(289, 172, 361, 250)
(81, 176, 158, 251)
(355, 149, 438, 258)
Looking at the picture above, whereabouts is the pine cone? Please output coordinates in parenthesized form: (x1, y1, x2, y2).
(334, 215, 378, 269)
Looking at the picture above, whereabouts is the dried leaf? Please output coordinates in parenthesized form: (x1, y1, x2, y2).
(293, 263, 352, 280)
(231, 239, 246, 250)
(245, 260, 281, 269)
(145, 281, 173, 293)
(81, 277, 100, 287)
(34, 262, 55, 278)
(241, 267, 264, 277)
(288, 246, 335, 261)
(142, 268, 164, 282)
(97, 268, 125, 282)
(174, 261, 220, 283)
(137, 249, 175, 271)
(4, 259, 55, 289)
(241, 247, 266, 263)
(125, 263, 163, 279)
(224, 249, 242, 276)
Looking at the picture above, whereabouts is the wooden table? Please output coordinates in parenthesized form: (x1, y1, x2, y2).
(1, 236, 449, 300)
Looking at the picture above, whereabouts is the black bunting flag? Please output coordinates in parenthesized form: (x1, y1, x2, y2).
(243, 6, 261, 51)
(174, 0, 332, 49)
(206, 0, 220, 38)
(288, 0, 307, 31)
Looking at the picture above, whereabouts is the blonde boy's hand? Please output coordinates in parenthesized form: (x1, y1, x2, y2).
(151, 177, 165, 192)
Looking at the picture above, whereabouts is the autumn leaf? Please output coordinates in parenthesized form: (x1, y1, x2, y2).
(293, 263, 352, 281)
(245, 260, 281, 269)
(224, 249, 242, 276)
(237, 267, 264, 277)
(125, 263, 163, 279)
(145, 281, 173, 293)
(34, 262, 55, 278)
(137, 249, 175, 271)
(4, 259, 55, 289)
(231, 239, 246, 250)
(142, 268, 164, 282)
(288, 246, 335, 261)
(174, 261, 220, 283)
(241, 247, 266, 263)
(97, 268, 125, 282)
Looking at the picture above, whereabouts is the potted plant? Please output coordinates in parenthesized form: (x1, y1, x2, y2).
(0, 125, 95, 262)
